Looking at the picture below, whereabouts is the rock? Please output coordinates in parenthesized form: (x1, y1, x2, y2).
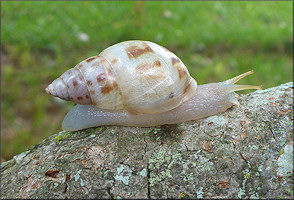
(1, 82, 293, 199)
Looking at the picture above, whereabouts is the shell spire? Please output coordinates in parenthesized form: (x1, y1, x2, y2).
(45, 68, 93, 105)
(45, 78, 70, 101)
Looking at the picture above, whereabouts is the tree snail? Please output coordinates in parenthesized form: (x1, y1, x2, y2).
(45, 40, 262, 131)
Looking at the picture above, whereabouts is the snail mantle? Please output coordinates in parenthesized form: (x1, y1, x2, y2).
(1, 82, 293, 199)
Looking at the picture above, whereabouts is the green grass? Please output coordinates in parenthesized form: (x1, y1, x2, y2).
(1, 1, 293, 161)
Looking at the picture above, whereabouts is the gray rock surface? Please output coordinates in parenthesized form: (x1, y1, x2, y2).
(1, 82, 293, 199)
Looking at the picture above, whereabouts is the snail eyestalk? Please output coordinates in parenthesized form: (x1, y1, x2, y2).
(223, 70, 262, 93)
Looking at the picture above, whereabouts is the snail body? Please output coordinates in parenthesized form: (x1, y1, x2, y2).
(46, 40, 261, 131)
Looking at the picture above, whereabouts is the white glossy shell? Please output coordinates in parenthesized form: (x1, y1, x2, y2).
(46, 40, 197, 114)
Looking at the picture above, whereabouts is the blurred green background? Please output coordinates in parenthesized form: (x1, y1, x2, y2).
(1, 1, 293, 162)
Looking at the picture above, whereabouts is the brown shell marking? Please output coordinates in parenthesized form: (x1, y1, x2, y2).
(142, 72, 167, 81)
(168, 92, 175, 99)
(86, 56, 98, 63)
(72, 80, 78, 87)
(126, 44, 154, 58)
(136, 60, 161, 74)
(171, 57, 180, 65)
(96, 73, 107, 82)
(90, 91, 95, 95)
(183, 81, 192, 95)
(89, 57, 107, 69)
(87, 80, 93, 86)
(96, 70, 118, 94)
(177, 66, 187, 80)
(76, 95, 89, 101)
(77, 64, 84, 69)
(111, 59, 118, 64)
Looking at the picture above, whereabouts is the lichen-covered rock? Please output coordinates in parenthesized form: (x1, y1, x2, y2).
(1, 82, 293, 199)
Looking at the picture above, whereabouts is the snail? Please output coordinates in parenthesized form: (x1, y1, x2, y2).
(45, 40, 262, 131)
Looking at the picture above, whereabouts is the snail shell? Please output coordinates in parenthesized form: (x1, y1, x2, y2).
(46, 40, 197, 114)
